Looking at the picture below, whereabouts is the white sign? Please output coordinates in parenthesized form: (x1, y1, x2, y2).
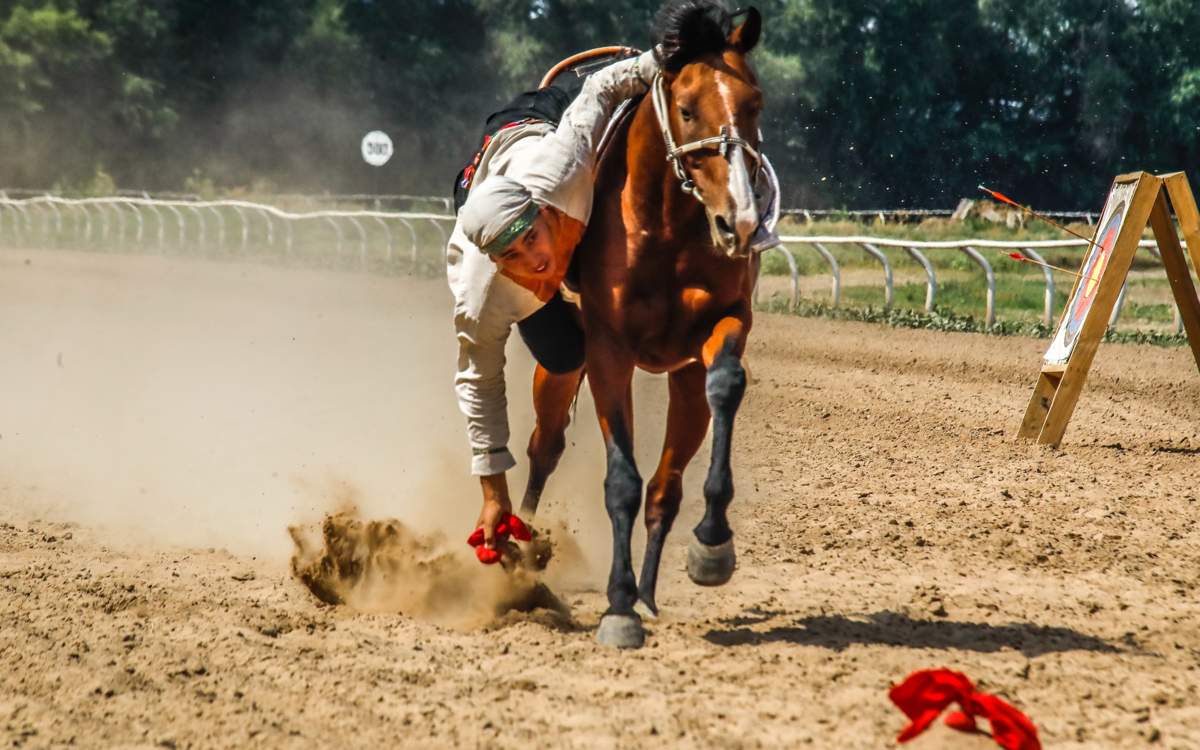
(361, 131, 393, 167)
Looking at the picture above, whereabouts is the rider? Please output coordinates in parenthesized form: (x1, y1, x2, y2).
(448, 49, 660, 555)
(449, 45, 780, 555)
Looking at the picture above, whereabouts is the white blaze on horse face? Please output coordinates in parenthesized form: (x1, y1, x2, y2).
(716, 76, 758, 252)
(727, 141, 757, 246)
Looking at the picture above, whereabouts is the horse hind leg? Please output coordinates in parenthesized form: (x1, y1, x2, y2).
(689, 321, 748, 587)
(519, 364, 584, 519)
(636, 362, 710, 618)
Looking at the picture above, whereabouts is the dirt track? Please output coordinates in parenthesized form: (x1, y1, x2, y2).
(3, 249, 1200, 749)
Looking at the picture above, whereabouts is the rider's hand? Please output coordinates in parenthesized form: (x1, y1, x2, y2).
(637, 48, 661, 86)
(476, 473, 512, 549)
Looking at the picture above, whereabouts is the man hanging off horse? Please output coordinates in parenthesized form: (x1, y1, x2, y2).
(448, 2, 779, 562)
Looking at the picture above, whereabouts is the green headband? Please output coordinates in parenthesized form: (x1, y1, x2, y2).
(481, 202, 540, 256)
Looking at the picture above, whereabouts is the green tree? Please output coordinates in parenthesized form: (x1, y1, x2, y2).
(0, 0, 1197, 205)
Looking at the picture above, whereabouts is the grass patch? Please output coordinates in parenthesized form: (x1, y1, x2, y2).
(759, 216, 1186, 330)
(755, 297, 1189, 348)
(832, 276, 1071, 323)
(775, 215, 1143, 244)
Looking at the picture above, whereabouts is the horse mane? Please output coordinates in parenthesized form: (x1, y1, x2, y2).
(652, 0, 733, 73)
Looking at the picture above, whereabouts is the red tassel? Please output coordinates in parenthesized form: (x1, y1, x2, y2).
(466, 512, 533, 565)
(890, 669, 1041, 750)
(466, 527, 485, 548)
(507, 513, 532, 542)
(475, 545, 502, 565)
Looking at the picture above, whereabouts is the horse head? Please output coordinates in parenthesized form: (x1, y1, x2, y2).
(653, 1, 763, 257)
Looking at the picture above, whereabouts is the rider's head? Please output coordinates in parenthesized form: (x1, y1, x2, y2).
(461, 176, 560, 283)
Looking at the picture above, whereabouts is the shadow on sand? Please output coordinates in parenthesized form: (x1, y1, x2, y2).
(703, 609, 1124, 658)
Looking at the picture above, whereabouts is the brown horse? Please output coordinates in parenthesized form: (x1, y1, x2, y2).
(521, 1, 766, 648)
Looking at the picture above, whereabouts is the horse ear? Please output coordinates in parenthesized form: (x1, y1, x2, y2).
(729, 7, 761, 54)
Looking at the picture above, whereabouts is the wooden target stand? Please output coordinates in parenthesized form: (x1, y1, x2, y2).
(1020, 171, 1200, 446)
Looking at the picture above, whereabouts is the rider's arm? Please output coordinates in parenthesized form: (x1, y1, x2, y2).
(453, 307, 515, 476)
(446, 226, 541, 475)
(519, 50, 659, 220)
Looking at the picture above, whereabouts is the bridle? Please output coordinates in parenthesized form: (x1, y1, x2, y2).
(650, 72, 764, 203)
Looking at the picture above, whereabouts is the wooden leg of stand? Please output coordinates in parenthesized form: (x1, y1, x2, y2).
(1018, 371, 1060, 440)
(1158, 175, 1200, 373)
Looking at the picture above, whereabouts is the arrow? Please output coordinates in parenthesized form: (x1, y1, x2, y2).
(977, 185, 1101, 251)
(1000, 251, 1083, 278)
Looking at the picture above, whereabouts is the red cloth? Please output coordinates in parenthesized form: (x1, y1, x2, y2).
(890, 669, 1041, 750)
(466, 512, 532, 565)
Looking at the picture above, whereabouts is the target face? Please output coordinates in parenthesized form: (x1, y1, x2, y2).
(1043, 183, 1133, 366)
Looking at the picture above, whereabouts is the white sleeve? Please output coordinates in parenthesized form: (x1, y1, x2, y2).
(446, 225, 542, 475)
(453, 301, 516, 476)
(517, 50, 658, 221)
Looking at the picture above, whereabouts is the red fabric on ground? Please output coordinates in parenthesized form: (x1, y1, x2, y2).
(889, 669, 1040, 750)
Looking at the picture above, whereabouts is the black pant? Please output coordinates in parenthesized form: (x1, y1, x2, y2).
(517, 292, 585, 374)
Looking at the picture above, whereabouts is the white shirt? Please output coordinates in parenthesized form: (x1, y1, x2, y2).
(446, 52, 657, 475)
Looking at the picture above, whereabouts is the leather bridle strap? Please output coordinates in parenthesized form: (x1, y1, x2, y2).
(650, 73, 764, 201)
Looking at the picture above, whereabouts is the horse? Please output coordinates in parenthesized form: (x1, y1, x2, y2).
(521, 1, 766, 648)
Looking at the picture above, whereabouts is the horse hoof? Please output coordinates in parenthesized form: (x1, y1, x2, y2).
(596, 613, 644, 649)
(687, 536, 736, 586)
(634, 598, 658, 621)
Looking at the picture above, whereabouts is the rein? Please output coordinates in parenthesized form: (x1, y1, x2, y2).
(650, 73, 764, 202)
(539, 46, 640, 90)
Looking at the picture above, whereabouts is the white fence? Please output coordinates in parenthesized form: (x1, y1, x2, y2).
(0, 194, 1187, 332)
(0, 195, 455, 271)
(779, 207, 1102, 224)
(770, 234, 1185, 331)
(0, 188, 453, 212)
(0, 189, 1096, 223)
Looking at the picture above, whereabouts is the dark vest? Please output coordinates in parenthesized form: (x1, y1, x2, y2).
(452, 86, 573, 212)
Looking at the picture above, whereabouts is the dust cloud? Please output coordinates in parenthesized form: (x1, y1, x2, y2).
(0, 246, 705, 615)
(288, 500, 579, 629)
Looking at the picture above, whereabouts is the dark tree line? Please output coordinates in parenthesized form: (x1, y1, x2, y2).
(1, 0, 1198, 209)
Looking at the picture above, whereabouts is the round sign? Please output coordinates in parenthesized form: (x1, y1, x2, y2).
(361, 131, 393, 167)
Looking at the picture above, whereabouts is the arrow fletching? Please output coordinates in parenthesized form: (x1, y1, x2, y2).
(978, 185, 1018, 208)
(978, 184, 1100, 249)
(998, 249, 1082, 278)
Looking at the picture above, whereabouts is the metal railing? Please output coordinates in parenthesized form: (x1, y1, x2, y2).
(1, 188, 1096, 224)
(0, 188, 454, 212)
(780, 207, 1101, 224)
(0, 194, 455, 272)
(1, 194, 1188, 333)
(775, 234, 1187, 331)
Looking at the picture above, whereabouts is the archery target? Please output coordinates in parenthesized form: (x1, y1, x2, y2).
(1043, 181, 1135, 366)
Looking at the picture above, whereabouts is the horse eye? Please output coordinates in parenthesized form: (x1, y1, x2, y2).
(679, 107, 693, 121)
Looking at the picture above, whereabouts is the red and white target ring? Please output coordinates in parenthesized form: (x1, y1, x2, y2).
(1058, 200, 1125, 351)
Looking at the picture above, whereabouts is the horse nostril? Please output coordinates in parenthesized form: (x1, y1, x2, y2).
(714, 215, 735, 238)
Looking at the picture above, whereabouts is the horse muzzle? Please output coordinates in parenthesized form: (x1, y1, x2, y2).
(707, 208, 757, 258)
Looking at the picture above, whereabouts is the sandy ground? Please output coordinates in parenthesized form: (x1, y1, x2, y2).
(2, 248, 1200, 749)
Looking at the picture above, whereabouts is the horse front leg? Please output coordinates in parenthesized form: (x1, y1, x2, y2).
(636, 362, 709, 618)
(586, 338, 644, 648)
(520, 364, 585, 519)
(689, 315, 749, 586)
